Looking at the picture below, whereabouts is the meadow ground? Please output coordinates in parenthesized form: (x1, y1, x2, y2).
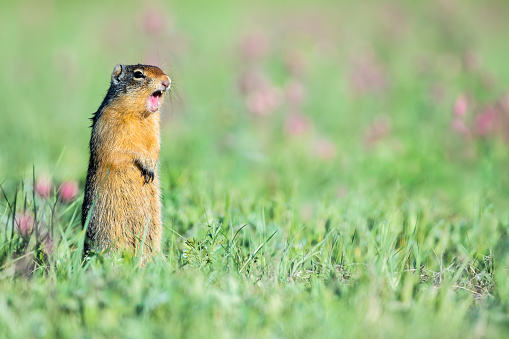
(1, 0, 509, 337)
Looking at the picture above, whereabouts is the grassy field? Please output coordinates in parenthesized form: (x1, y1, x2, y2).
(2, 0, 509, 337)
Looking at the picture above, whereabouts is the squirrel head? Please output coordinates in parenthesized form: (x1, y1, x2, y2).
(107, 63, 171, 114)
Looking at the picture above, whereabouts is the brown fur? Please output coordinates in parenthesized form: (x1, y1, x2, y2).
(82, 64, 170, 258)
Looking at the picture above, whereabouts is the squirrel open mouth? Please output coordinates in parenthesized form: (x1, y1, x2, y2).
(147, 90, 163, 112)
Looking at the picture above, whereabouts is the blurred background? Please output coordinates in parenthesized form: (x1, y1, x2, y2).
(1, 0, 509, 203)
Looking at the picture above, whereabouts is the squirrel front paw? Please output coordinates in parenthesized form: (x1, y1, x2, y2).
(140, 166, 154, 184)
(135, 159, 155, 184)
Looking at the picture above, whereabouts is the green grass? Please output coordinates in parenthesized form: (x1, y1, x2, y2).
(2, 0, 509, 337)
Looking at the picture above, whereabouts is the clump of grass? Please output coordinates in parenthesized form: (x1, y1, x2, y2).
(0, 169, 84, 279)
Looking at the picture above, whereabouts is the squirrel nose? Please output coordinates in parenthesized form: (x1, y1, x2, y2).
(161, 77, 171, 91)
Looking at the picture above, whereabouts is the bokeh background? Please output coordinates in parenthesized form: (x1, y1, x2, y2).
(3, 1, 509, 337)
(2, 0, 509, 203)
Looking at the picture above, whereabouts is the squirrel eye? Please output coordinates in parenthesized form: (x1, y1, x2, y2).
(133, 71, 145, 79)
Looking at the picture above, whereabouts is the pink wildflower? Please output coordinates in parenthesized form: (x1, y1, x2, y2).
(16, 212, 34, 237)
(35, 174, 52, 198)
(453, 95, 468, 118)
(348, 51, 389, 95)
(474, 106, 498, 136)
(58, 181, 78, 202)
(284, 113, 312, 136)
(139, 8, 167, 36)
(245, 85, 282, 116)
(241, 32, 269, 60)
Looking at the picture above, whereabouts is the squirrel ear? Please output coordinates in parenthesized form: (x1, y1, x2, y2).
(111, 64, 124, 84)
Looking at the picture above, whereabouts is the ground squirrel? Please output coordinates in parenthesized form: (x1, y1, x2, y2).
(82, 63, 171, 257)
